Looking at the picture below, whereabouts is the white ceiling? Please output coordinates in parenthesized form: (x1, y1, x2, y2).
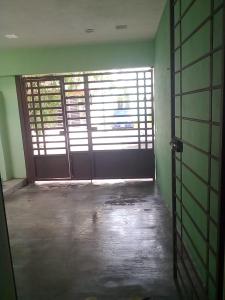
(0, 0, 166, 48)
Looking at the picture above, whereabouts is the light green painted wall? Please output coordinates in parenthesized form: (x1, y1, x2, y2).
(0, 139, 7, 181)
(0, 93, 12, 181)
(0, 77, 26, 179)
(154, 2, 172, 210)
(0, 40, 154, 76)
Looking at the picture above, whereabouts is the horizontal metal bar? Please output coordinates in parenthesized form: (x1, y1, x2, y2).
(35, 127, 65, 131)
(29, 113, 63, 118)
(70, 144, 89, 147)
(65, 98, 153, 105)
(32, 140, 65, 144)
(181, 140, 219, 161)
(67, 116, 87, 120)
(93, 136, 151, 140)
(26, 85, 61, 90)
(33, 146, 66, 150)
(175, 85, 222, 97)
(176, 156, 219, 195)
(176, 214, 211, 275)
(25, 76, 61, 81)
(174, 4, 223, 52)
(89, 114, 148, 119)
(28, 92, 62, 97)
(69, 135, 150, 141)
(176, 242, 205, 299)
(176, 176, 218, 227)
(177, 231, 216, 290)
(29, 107, 62, 111)
(70, 128, 139, 132)
(175, 115, 220, 126)
(92, 141, 151, 146)
(27, 100, 62, 104)
(32, 134, 65, 137)
(176, 264, 191, 298)
(90, 107, 151, 112)
(174, 0, 196, 28)
(89, 99, 152, 105)
(66, 107, 150, 113)
(30, 120, 64, 124)
(65, 85, 148, 93)
(175, 46, 223, 74)
(64, 78, 151, 86)
(89, 121, 152, 126)
(176, 248, 201, 300)
(176, 194, 217, 257)
(89, 92, 150, 98)
(87, 78, 144, 84)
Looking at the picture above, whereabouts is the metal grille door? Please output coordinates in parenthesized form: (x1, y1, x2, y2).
(170, 0, 225, 299)
(23, 77, 70, 180)
(18, 68, 154, 181)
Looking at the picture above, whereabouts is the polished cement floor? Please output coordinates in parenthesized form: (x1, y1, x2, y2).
(5, 180, 179, 300)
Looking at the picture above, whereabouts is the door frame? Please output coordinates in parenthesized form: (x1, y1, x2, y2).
(16, 76, 36, 183)
(16, 69, 155, 183)
(0, 177, 18, 299)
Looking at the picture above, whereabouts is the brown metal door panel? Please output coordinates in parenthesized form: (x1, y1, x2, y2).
(92, 149, 154, 179)
(88, 68, 154, 179)
(34, 155, 70, 179)
(70, 152, 92, 180)
(20, 76, 71, 181)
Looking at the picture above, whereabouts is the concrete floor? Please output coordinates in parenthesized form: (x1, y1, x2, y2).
(5, 180, 179, 300)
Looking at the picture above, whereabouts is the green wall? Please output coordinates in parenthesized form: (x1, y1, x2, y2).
(0, 78, 26, 180)
(154, 1, 172, 210)
(0, 40, 154, 76)
(0, 93, 12, 181)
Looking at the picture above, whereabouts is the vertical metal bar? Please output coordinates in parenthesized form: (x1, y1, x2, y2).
(150, 69, 155, 152)
(36, 81, 46, 155)
(179, 0, 183, 260)
(170, 0, 178, 280)
(216, 1, 225, 298)
(136, 72, 141, 149)
(84, 75, 95, 180)
(206, 0, 214, 294)
(60, 77, 72, 179)
(144, 71, 148, 149)
(15, 76, 36, 183)
(30, 81, 40, 155)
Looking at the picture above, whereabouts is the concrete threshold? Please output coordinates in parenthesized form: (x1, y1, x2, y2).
(3, 179, 27, 197)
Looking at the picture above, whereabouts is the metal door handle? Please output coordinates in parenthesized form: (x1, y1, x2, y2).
(170, 138, 183, 153)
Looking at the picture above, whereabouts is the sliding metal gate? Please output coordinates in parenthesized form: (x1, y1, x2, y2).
(170, 0, 225, 299)
(17, 68, 154, 182)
